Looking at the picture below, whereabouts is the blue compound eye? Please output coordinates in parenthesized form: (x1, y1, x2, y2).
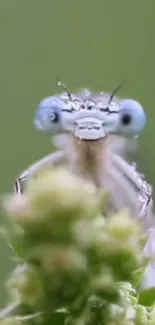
(118, 99, 146, 136)
(34, 96, 63, 132)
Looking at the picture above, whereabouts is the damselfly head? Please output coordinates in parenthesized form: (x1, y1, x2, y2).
(34, 83, 146, 142)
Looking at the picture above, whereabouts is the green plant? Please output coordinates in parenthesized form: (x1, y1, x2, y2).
(0, 167, 155, 325)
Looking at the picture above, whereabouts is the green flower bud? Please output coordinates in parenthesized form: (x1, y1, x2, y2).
(29, 244, 87, 275)
(135, 305, 149, 325)
(7, 264, 44, 308)
(105, 211, 141, 240)
(26, 168, 99, 220)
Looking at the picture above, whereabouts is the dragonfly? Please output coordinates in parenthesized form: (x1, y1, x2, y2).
(14, 82, 155, 288)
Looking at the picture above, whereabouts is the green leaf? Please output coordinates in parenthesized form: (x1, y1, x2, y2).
(139, 287, 155, 306)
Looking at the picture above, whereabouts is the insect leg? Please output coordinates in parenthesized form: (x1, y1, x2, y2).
(111, 153, 153, 226)
(14, 150, 65, 194)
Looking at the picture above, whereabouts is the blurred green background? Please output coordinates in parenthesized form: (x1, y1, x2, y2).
(0, 0, 155, 305)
